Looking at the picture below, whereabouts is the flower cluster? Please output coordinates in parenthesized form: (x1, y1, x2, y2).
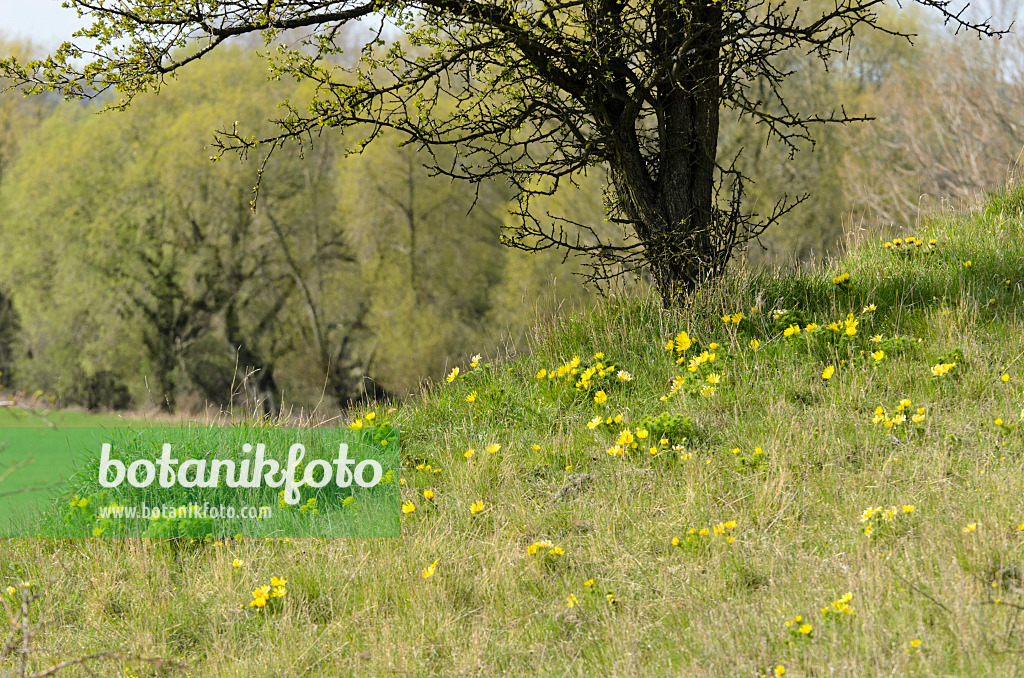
(871, 398, 927, 430)
(721, 312, 744, 325)
(249, 576, 287, 609)
(883, 235, 936, 250)
(824, 313, 859, 337)
(661, 332, 722, 400)
(349, 410, 377, 430)
(832, 272, 851, 288)
(526, 540, 565, 556)
(860, 504, 915, 538)
(672, 519, 738, 549)
(783, 614, 813, 640)
(931, 362, 956, 377)
(821, 592, 855, 617)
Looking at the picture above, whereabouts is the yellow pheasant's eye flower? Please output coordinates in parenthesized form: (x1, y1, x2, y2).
(749, 339, 760, 350)
(401, 501, 416, 514)
(465, 391, 477, 402)
(470, 500, 485, 514)
(422, 560, 438, 579)
(446, 367, 459, 382)
(821, 365, 835, 380)
(593, 390, 608, 404)
(232, 558, 244, 569)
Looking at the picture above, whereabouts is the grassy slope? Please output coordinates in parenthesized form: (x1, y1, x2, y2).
(3, 190, 1024, 676)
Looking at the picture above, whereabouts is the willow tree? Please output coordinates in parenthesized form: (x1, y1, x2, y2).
(0, 0, 1002, 305)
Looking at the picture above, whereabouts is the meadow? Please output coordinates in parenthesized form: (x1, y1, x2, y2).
(2, 187, 1024, 676)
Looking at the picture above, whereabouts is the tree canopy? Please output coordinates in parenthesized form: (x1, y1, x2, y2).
(0, 0, 1005, 306)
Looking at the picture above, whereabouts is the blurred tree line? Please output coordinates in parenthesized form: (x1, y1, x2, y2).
(1, 2, 1022, 413)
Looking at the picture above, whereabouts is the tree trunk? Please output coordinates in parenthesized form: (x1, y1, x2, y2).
(611, 1, 724, 307)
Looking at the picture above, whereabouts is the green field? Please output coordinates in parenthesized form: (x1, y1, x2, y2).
(0, 410, 133, 531)
(3, 189, 1024, 675)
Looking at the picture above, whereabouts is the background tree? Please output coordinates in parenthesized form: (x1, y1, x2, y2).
(0, 0, 1003, 306)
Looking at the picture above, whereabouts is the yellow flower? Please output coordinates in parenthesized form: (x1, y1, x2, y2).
(594, 390, 608, 404)
(423, 490, 434, 500)
(447, 367, 459, 382)
(910, 639, 922, 649)
(526, 540, 552, 555)
(671, 537, 680, 546)
(799, 623, 812, 635)
(470, 500, 485, 514)
(774, 664, 785, 677)
(593, 352, 604, 360)
(422, 560, 438, 579)
(464, 448, 476, 460)
(584, 579, 595, 587)
(863, 304, 877, 312)
(270, 576, 287, 587)
(872, 350, 885, 362)
(783, 324, 801, 337)
(902, 505, 915, 513)
(550, 546, 565, 556)
(700, 386, 715, 398)
(964, 260, 972, 267)
(4, 586, 13, 596)
(365, 411, 376, 421)
(566, 594, 579, 608)
(706, 373, 721, 384)
(536, 368, 547, 379)
(749, 339, 760, 350)
(674, 331, 692, 351)
(465, 391, 477, 402)
(401, 501, 416, 514)
(1002, 373, 1010, 382)
(964, 523, 977, 533)
(232, 558, 244, 569)
(636, 429, 649, 440)
(822, 365, 835, 380)
(931, 362, 956, 376)
(349, 419, 363, 430)
(487, 443, 501, 454)
(587, 416, 602, 429)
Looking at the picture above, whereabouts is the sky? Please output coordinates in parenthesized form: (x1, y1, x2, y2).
(0, 0, 88, 48)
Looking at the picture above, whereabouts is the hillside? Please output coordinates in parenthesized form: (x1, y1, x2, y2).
(4, 188, 1024, 676)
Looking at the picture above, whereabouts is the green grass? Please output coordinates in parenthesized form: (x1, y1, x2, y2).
(0, 410, 137, 529)
(3, 188, 1024, 676)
